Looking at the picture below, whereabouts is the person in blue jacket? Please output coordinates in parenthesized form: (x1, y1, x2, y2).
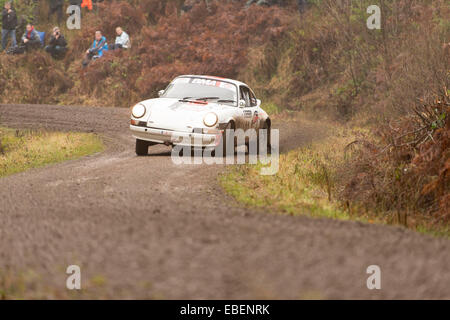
(82, 30, 108, 67)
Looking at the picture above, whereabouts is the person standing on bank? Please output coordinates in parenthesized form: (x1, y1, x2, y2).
(49, 0, 64, 25)
(1, 2, 18, 52)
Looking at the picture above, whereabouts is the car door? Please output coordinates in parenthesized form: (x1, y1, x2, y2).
(248, 88, 261, 130)
(239, 86, 255, 130)
(240, 86, 260, 130)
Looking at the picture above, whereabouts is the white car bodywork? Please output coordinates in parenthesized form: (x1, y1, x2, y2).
(130, 75, 270, 153)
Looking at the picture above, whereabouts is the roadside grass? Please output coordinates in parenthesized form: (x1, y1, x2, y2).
(220, 124, 450, 237)
(220, 125, 365, 221)
(0, 127, 104, 178)
(261, 101, 281, 115)
(0, 268, 103, 299)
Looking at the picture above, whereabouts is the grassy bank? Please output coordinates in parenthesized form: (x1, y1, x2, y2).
(220, 124, 366, 221)
(220, 122, 449, 237)
(0, 127, 104, 178)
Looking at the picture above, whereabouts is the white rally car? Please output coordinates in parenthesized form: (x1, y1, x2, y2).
(130, 75, 271, 156)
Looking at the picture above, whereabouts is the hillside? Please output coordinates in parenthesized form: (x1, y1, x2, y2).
(0, 0, 449, 231)
(1, 0, 450, 300)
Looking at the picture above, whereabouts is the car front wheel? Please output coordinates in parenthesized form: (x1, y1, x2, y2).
(222, 122, 236, 157)
(136, 139, 149, 156)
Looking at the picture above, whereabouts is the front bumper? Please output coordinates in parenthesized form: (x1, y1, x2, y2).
(130, 125, 221, 148)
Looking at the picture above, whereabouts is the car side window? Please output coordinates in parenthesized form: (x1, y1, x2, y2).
(249, 90, 257, 107)
(240, 86, 251, 107)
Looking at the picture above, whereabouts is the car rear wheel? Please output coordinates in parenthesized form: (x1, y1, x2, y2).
(257, 121, 271, 155)
(136, 139, 149, 156)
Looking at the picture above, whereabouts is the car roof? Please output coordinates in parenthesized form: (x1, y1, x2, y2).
(175, 75, 249, 88)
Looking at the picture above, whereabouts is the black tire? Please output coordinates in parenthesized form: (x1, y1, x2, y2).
(135, 139, 149, 156)
(222, 122, 236, 157)
(257, 121, 271, 155)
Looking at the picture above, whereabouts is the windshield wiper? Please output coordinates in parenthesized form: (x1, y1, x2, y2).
(179, 97, 194, 102)
(218, 99, 236, 103)
(196, 97, 220, 101)
(179, 97, 211, 104)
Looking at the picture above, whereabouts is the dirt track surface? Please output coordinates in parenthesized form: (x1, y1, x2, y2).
(0, 104, 449, 299)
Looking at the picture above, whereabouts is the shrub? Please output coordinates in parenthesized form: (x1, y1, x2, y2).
(240, 0, 450, 118)
(340, 94, 450, 225)
(62, 1, 293, 106)
(0, 52, 73, 104)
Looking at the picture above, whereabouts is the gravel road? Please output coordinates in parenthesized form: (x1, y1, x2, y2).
(0, 104, 449, 299)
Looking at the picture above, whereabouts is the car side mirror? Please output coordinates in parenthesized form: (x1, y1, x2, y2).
(256, 99, 261, 107)
(158, 90, 165, 97)
(239, 99, 246, 108)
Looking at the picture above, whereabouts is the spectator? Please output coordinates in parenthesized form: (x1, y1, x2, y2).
(1, 2, 18, 52)
(109, 27, 130, 50)
(69, 0, 82, 17)
(297, 0, 307, 13)
(20, 23, 41, 51)
(49, 0, 64, 24)
(81, 0, 93, 11)
(246, 0, 307, 11)
(45, 26, 67, 59)
(31, 0, 40, 24)
(82, 30, 108, 67)
(246, 0, 293, 7)
(181, 0, 196, 13)
(69, 0, 82, 9)
(92, 0, 104, 13)
(246, 0, 271, 7)
(181, 0, 210, 14)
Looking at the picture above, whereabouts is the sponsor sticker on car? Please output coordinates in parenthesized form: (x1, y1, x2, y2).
(173, 77, 236, 92)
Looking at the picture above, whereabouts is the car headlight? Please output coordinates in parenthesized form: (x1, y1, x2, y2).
(203, 112, 218, 127)
(132, 104, 146, 119)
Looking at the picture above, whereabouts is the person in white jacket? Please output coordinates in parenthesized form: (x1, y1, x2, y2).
(110, 27, 130, 50)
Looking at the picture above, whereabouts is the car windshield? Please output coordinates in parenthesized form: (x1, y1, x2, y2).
(161, 77, 238, 106)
